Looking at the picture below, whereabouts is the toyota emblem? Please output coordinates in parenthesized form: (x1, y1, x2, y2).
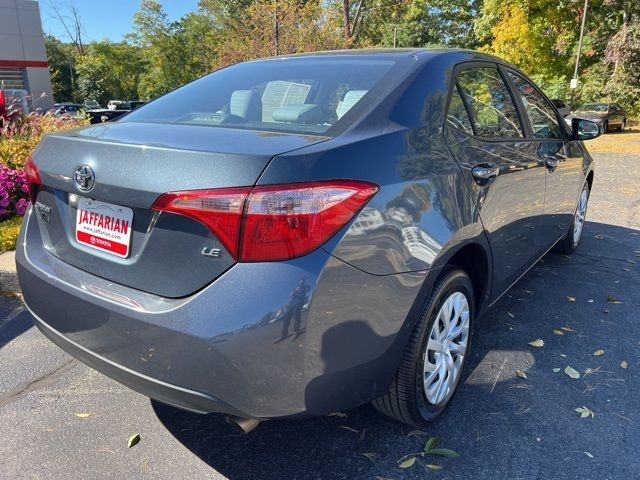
(74, 165, 95, 192)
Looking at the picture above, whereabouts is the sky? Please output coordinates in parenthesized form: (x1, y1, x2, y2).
(39, 1, 200, 43)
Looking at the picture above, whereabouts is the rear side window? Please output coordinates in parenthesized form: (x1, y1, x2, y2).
(454, 67, 523, 139)
(508, 72, 563, 139)
(446, 87, 474, 134)
(121, 58, 395, 135)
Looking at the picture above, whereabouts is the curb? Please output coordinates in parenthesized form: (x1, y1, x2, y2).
(0, 251, 19, 295)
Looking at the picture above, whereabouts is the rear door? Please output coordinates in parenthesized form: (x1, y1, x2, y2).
(444, 63, 546, 297)
(504, 70, 584, 248)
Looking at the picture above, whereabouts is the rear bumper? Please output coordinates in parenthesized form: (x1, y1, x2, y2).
(30, 309, 239, 415)
(17, 208, 428, 419)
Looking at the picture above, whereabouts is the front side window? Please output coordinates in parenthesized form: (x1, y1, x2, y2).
(508, 72, 562, 139)
(121, 58, 396, 135)
(455, 67, 523, 139)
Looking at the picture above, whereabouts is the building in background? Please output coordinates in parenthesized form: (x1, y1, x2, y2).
(0, 0, 54, 111)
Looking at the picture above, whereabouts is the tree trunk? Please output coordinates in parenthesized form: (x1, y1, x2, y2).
(343, 0, 351, 40)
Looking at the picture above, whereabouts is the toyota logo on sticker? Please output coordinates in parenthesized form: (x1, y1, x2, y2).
(74, 165, 95, 192)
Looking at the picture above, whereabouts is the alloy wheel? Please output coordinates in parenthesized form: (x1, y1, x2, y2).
(423, 291, 470, 405)
(573, 188, 588, 247)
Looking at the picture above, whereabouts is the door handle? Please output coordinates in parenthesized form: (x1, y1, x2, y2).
(545, 158, 558, 171)
(471, 163, 500, 185)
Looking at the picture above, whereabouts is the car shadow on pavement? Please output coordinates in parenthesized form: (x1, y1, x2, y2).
(0, 298, 32, 350)
(153, 220, 638, 480)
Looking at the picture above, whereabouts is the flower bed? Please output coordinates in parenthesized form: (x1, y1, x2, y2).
(0, 107, 89, 250)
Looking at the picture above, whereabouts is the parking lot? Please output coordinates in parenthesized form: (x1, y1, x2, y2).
(0, 146, 638, 480)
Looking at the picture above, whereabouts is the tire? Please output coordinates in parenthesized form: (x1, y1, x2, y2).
(603, 121, 609, 133)
(555, 182, 590, 254)
(618, 119, 626, 132)
(372, 269, 474, 426)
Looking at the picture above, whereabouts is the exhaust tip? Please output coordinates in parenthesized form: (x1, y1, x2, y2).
(225, 415, 261, 434)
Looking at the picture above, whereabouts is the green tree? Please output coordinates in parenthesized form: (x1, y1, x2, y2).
(44, 35, 78, 102)
(130, 0, 211, 98)
(76, 42, 145, 105)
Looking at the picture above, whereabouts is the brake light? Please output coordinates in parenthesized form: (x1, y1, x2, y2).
(152, 181, 378, 262)
(151, 187, 250, 259)
(24, 156, 41, 204)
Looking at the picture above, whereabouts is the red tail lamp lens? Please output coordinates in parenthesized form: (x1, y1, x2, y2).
(152, 181, 378, 262)
(24, 155, 42, 203)
(240, 181, 378, 261)
(151, 187, 251, 259)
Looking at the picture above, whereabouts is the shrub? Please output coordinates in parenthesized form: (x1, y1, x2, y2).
(0, 110, 88, 169)
(0, 216, 22, 253)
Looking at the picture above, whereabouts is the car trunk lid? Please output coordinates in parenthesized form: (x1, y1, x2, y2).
(29, 122, 327, 297)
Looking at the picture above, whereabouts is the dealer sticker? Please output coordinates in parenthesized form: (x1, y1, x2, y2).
(75, 197, 133, 258)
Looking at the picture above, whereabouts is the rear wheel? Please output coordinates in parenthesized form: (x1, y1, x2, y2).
(372, 269, 474, 426)
(618, 119, 626, 132)
(556, 182, 590, 254)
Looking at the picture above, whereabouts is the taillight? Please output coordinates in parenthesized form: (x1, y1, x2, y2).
(24, 155, 41, 204)
(152, 181, 378, 262)
(151, 187, 251, 259)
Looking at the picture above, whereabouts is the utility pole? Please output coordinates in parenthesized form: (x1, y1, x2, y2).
(570, 0, 589, 109)
(273, 0, 280, 56)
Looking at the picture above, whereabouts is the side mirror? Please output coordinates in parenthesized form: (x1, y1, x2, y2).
(572, 118, 602, 141)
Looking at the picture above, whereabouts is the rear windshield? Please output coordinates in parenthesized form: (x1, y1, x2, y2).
(578, 103, 608, 112)
(121, 58, 395, 135)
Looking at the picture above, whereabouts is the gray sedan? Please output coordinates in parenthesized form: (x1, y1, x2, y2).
(565, 102, 627, 133)
(17, 49, 602, 431)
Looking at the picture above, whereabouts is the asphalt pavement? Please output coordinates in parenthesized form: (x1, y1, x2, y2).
(0, 151, 638, 480)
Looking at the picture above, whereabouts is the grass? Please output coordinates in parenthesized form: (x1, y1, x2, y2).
(0, 216, 23, 253)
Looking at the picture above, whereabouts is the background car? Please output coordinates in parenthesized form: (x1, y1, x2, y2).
(53, 102, 83, 116)
(107, 100, 123, 110)
(565, 102, 627, 132)
(84, 100, 100, 109)
(1, 88, 31, 114)
(119, 100, 146, 111)
(551, 99, 570, 117)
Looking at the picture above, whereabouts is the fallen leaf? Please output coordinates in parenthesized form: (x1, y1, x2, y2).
(593, 349, 605, 356)
(607, 295, 622, 304)
(561, 326, 574, 332)
(584, 452, 594, 459)
(127, 433, 141, 448)
(74, 413, 91, 418)
(340, 425, 358, 433)
(575, 406, 595, 418)
(516, 369, 528, 379)
(528, 339, 544, 347)
(363, 453, 377, 462)
(621, 360, 628, 369)
(507, 312, 515, 318)
(406, 429, 427, 438)
(594, 234, 604, 240)
(567, 296, 576, 302)
(428, 448, 460, 458)
(553, 329, 564, 336)
(398, 457, 416, 468)
(587, 299, 594, 303)
(424, 436, 442, 453)
(425, 464, 443, 471)
(327, 412, 347, 418)
(565, 366, 581, 379)
(553, 368, 561, 373)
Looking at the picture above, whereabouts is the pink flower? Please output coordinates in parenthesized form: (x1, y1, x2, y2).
(15, 197, 29, 216)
